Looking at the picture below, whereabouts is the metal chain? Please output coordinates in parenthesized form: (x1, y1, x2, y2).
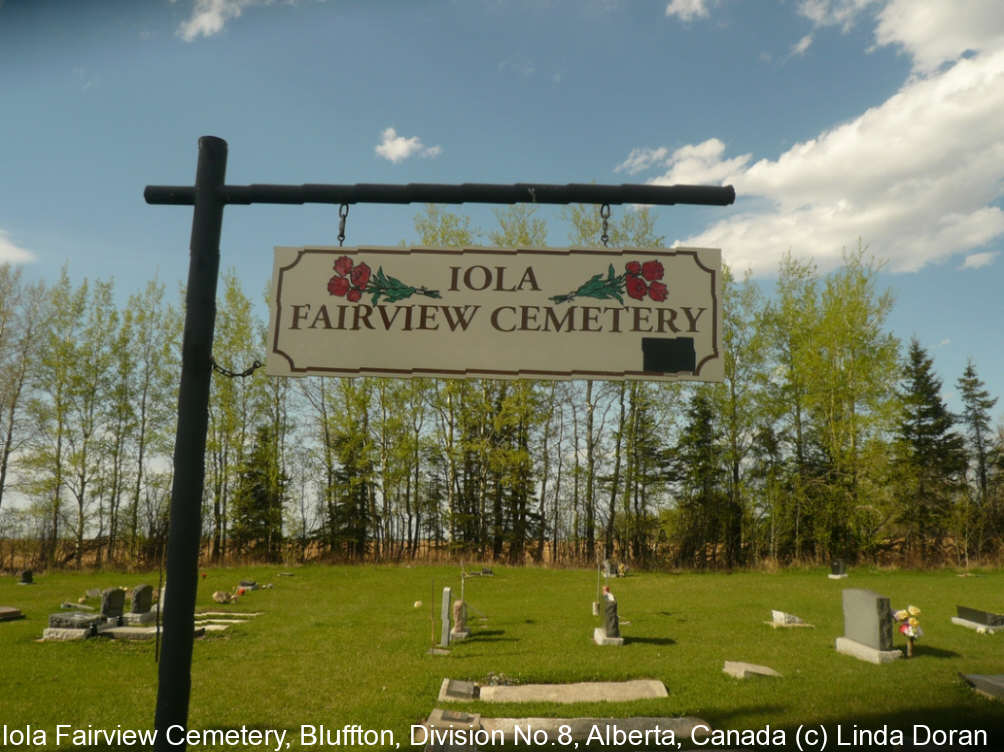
(600, 203, 611, 247)
(337, 202, 349, 247)
(210, 356, 263, 379)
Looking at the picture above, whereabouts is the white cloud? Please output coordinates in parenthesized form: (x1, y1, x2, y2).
(939, 338, 951, 347)
(960, 251, 999, 270)
(0, 231, 35, 264)
(615, 146, 670, 175)
(176, 0, 275, 42)
(498, 54, 536, 77)
(374, 128, 442, 164)
(797, 0, 876, 31)
(791, 34, 814, 56)
(874, 0, 1004, 74)
(665, 0, 708, 22)
(627, 46, 1004, 276)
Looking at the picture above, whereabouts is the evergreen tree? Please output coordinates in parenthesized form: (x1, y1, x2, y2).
(956, 359, 998, 553)
(230, 424, 286, 560)
(895, 338, 966, 559)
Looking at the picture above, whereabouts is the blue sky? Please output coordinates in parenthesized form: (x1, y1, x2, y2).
(1, 0, 1002, 421)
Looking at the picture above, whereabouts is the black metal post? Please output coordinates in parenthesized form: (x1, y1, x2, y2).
(154, 136, 227, 751)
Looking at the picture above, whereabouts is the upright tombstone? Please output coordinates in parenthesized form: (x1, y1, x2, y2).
(18, 570, 33, 585)
(101, 587, 126, 622)
(451, 600, 470, 641)
(828, 559, 848, 579)
(594, 586, 624, 646)
(124, 584, 156, 625)
(952, 605, 1004, 633)
(440, 586, 452, 648)
(835, 588, 901, 664)
(601, 559, 613, 579)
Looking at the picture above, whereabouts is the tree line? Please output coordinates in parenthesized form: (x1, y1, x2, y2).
(1, 205, 1001, 570)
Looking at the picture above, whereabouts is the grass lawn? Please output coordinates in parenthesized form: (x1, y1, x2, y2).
(1, 564, 1002, 750)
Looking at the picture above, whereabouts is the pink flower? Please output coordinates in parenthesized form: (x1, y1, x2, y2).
(641, 260, 664, 281)
(328, 275, 350, 296)
(626, 276, 647, 300)
(625, 261, 642, 276)
(350, 262, 371, 289)
(648, 281, 668, 302)
(347, 288, 362, 303)
(334, 256, 353, 276)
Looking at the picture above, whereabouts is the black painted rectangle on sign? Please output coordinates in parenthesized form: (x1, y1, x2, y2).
(642, 337, 696, 373)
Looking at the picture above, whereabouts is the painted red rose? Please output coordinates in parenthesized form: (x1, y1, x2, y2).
(328, 275, 350, 296)
(626, 275, 647, 300)
(648, 281, 668, 302)
(334, 255, 353, 276)
(350, 262, 371, 289)
(625, 261, 642, 276)
(347, 287, 362, 303)
(641, 260, 664, 281)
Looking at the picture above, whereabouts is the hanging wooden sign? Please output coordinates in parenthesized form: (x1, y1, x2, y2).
(267, 246, 723, 381)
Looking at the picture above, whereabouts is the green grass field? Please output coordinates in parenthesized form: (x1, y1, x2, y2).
(2, 565, 1002, 750)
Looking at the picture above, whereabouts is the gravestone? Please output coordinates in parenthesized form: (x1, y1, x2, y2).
(101, 587, 126, 621)
(952, 605, 1004, 634)
(131, 584, 153, 613)
(438, 678, 480, 702)
(835, 588, 901, 664)
(828, 559, 848, 579)
(123, 584, 156, 625)
(451, 600, 469, 641)
(593, 588, 623, 646)
(723, 661, 782, 679)
(86, 588, 102, 598)
(0, 606, 24, 621)
(18, 570, 33, 585)
(440, 586, 452, 648)
(239, 580, 258, 590)
(959, 673, 1004, 700)
(47, 612, 104, 631)
(601, 559, 613, 578)
(767, 609, 813, 628)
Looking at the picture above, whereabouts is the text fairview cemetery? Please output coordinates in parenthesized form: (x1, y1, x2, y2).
(268, 247, 723, 381)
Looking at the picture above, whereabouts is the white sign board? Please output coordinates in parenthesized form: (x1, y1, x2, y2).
(267, 246, 722, 381)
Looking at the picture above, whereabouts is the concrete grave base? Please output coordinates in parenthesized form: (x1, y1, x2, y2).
(593, 627, 624, 646)
(440, 678, 668, 704)
(959, 673, 1004, 700)
(835, 637, 902, 664)
(422, 708, 709, 749)
(723, 661, 782, 679)
(102, 626, 206, 640)
(951, 617, 1004, 634)
(42, 627, 91, 641)
(827, 573, 848, 579)
(122, 611, 157, 625)
(450, 630, 470, 641)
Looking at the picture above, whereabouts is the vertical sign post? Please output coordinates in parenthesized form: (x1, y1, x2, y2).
(154, 136, 228, 750)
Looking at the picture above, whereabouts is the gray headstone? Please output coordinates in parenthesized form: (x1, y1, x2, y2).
(601, 559, 613, 578)
(48, 612, 104, 630)
(957, 605, 1004, 627)
(131, 584, 153, 614)
(440, 586, 452, 648)
(18, 570, 32, 584)
(831, 559, 846, 576)
(842, 588, 893, 651)
(604, 597, 620, 638)
(445, 679, 478, 700)
(959, 674, 1004, 700)
(239, 580, 258, 590)
(451, 600, 468, 636)
(101, 588, 126, 619)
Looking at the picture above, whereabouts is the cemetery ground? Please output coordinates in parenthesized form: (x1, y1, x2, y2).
(2, 565, 1002, 751)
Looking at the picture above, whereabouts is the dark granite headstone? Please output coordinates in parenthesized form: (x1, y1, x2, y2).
(957, 605, 1004, 627)
(831, 559, 846, 576)
(131, 584, 153, 614)
(604, 598, 620, 638)
(959, 673, 1004, 700)
(239, 580, 258, 590)
(48, 612, 104, 630)
(842, 588, 893, 651)
(445, 679, 479, 700)
(18, 570, 33, 584)
(0, 606, 24, 621)
(101, 588, 126, 619)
